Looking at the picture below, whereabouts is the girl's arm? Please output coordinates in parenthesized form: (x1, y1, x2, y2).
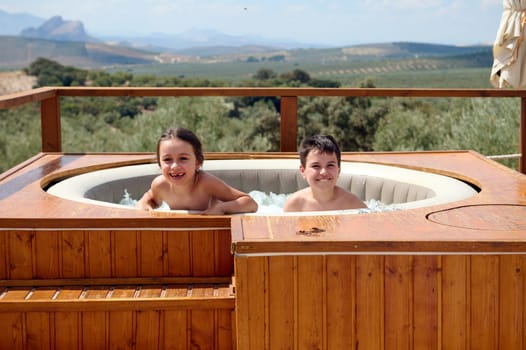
(201, 174, 258, 215)
(136, 177, 163, 210)
(136, 189, 160, 210)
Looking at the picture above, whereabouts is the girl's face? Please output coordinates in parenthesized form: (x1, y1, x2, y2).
(158, 138, 201, 185)
(300, 150, 340, 189)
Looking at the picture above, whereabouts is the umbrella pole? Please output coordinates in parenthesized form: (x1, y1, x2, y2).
(521, 97, 526, 174)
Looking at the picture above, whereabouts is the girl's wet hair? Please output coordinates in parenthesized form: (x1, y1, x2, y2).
(299, 135, 341, 167)
(156, 127, 204, 166)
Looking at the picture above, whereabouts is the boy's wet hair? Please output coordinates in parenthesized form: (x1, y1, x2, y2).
(156, 127, 204, 166)
(299, 135, 341, 167)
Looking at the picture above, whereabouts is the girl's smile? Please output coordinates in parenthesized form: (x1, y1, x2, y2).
(159, 138, 200, 185)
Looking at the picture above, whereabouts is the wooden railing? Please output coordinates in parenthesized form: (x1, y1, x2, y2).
(1, 86, 525, 174)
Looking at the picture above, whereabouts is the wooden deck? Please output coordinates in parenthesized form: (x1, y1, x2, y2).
(0, 150, 525, 349)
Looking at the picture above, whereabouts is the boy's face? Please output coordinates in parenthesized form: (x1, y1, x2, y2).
(300, 150, 340, 189)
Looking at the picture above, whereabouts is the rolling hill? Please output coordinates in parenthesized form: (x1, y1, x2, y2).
(0, 35, 492, 71)
(0, 36, 166, 69)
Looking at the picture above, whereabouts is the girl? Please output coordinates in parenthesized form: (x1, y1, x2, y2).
(137, 127, 258, 214)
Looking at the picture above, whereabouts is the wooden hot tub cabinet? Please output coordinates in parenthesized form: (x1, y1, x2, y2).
(232, 152, 526, 350)
(0, 151, 525, 349)
(0, 153, 236, 350)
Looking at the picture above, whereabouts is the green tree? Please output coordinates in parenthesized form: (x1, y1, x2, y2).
(253, 68, 277, 81)
(24, 57, 88, 87)
(373, 98, 520, 168)
(280, 69, 311, 84)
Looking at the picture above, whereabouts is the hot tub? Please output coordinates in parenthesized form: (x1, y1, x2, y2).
(46, 159, 477, 213)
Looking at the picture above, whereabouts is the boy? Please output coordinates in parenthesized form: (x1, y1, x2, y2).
(283, 135, 367, 212)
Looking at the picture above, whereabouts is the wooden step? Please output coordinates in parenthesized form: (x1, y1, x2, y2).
(0, 278, 235, 312)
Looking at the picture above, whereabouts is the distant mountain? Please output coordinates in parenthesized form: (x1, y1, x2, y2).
(20, 15, 98, 43)
(0, 9, 44, 35)
(0, 36, 161, 69)
(0, 9, 492, 71)
(0, 33, 492, 71)
(341, 42, 491, 59)
(99, 28, 321, 54)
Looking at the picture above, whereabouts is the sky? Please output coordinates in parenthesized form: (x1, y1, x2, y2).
(2, 0, 504, 46)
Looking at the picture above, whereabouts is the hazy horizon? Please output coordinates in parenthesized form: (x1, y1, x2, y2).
(1, 1, 503, 47)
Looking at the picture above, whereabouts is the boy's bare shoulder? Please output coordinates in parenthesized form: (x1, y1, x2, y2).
(283, 188, 309, 211)
(336, 187, 367, 208)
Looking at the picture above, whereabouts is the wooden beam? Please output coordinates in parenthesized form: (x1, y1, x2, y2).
(40, 95, 61, 152)
(520, 97, 526, 174)
(280, 96, 298, 152)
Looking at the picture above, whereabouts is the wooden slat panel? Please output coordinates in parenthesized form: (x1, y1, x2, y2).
(326, 255, 355, 350)
(139, 286, 162, 298)
(86, 231, 111, 278)
(108, 311, 134, 350)
(54, 312, 80, 349)
(34, 231, 60, 279)
(7, 231, 34, 279)
(29, 287, 57, 301)
(356, 255, 384, 350)
(138, 231, 163, 277)
(60, 231, 86, 278)
(83, 286, 110, 299)
(470, 255, 499, 350)
(189, 310, 215, 349)
(81, 312, 107, 349)
(297, 255, 324, 349)
(499, 255, 525, 349)
(113, 231, 138, 278)
(191, 230, 216, 277)
(1, 288, 30, 301)
(136, 310, 160, 349)
(214, 230, 234, 277)
(111, 286, 137, 299)
(441, 255, 468, 350)
(384, 255, 413, 349)
(0, 312, 24, 350)
(164, 285, 191, 298)
(165, 231, 191, 277)
(163, 310, 188, 350)
(55, 287, 83, 300)
(234, 256, 266, 350)
(0, 231, 7, 279)
(190, 284, 214, 298)
(413, 255, 439, 349)
(217, 309, 234, 350)
(26, 312, 51, 349)
(268, 255, 295, 349)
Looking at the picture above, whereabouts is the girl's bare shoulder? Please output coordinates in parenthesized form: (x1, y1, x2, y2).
(151, 174, 168, 187)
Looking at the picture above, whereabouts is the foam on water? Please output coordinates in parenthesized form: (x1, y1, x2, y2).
(119, 189, 399, 214)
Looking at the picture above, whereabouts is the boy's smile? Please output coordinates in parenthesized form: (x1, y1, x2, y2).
(300, 150, 340, 188)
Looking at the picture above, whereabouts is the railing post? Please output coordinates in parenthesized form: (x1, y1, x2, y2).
(280, 96, 298, 152)
(521, 97, 526, 174)
(41, 95, 61, 152)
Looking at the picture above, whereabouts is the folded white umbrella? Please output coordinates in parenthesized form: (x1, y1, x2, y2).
(491, 0, 526, 88)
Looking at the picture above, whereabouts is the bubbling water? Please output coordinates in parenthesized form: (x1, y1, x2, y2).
(119, 189, 399, 214)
